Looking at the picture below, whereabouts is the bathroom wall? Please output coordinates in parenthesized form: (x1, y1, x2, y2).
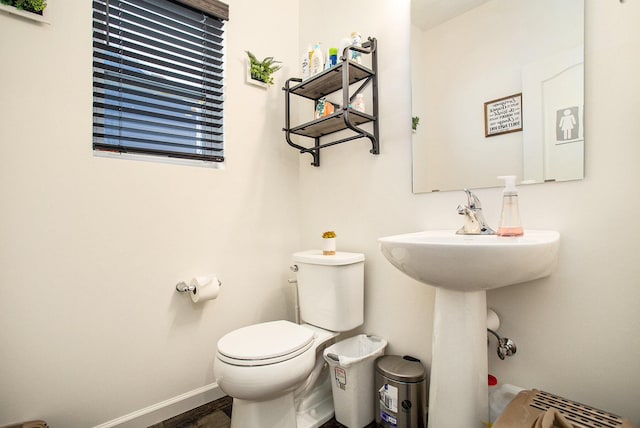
(299, 0, 640, 424)
(0, 0, 301, 426)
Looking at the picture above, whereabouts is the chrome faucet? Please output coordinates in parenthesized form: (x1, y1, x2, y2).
(456, 189, 496, 235)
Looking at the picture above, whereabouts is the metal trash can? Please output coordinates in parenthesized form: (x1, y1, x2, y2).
(375, 355, 428, 428)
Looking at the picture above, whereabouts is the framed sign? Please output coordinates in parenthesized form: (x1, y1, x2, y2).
(484, 93, 523, 137)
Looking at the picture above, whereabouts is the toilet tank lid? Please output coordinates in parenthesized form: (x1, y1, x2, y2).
(293, 250, 365, 265)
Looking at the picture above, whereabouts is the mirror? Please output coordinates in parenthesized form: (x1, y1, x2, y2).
(411, 0, 584, 193)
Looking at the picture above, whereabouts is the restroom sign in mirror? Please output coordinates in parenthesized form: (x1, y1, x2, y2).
(555, 105, 583, 144)
(484, 93, 523, 137)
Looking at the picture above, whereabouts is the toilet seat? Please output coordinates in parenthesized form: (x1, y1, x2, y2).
(217, 320, 315, 367)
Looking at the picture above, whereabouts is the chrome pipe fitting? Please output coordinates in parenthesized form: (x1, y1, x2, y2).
(488, 328, 517, 360)
(175, 281, 195, 293)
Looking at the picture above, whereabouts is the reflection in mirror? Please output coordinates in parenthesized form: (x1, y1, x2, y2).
(411, 0, 584, 193)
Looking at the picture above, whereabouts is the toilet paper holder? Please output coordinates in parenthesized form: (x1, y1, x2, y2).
(175, 278, 222, 294)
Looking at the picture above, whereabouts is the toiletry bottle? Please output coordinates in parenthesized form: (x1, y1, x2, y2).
(301, 45, 311, 80)
(324, 50, 331, 70)
(328, 47, 338, 67)
(497, 175, 524, 236)
(310, 42, 324, 76)
(350, 32, 362, 64)
(324, 100, 334, 116)
(353, 94, 365, 113)
(338, 37, 351, 62)
(315, 98, 326, 119)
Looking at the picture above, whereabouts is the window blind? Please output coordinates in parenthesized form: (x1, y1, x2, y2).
(92, 0, 226, 163)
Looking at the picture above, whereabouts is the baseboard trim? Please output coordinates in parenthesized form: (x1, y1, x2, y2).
(93, 382, 224, 428)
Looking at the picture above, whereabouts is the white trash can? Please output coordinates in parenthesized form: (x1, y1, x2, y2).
(323, 334, 388, 427)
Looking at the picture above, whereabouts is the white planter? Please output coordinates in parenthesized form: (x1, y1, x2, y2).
(322, 238, 336, 255)
(246, 59, 269, 88)
(0, 3, 49, 24)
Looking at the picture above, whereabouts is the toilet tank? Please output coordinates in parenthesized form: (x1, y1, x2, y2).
(292, 250, 365, 332)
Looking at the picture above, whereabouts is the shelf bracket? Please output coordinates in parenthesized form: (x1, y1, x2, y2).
(283, 77, 319, 166)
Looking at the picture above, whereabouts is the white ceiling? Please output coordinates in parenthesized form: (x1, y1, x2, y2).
(411, 0, 492, 31)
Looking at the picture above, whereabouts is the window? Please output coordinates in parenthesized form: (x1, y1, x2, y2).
(92, 0, 229, 164)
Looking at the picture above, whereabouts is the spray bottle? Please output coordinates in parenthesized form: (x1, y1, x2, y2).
(497, 175, 523, 236)
(301, 45, 312, 80)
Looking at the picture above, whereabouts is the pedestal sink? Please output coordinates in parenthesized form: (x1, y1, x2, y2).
(378, 230, 559, 428)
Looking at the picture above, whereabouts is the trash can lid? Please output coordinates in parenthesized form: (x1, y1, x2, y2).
(376, 355, 426, 382)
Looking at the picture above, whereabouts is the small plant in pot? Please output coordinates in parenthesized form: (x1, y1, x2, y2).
(322, 231, 337, 256)
(246, 51, 282, 86)
(412, 116, 420, 131)
(1, 0, 47, 14)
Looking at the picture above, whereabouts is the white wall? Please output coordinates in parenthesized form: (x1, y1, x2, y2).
(299, 0, 640, 424)
(0, 0, 300, 426)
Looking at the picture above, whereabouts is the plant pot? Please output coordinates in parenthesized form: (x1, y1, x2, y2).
(246, 59, 269, 88)
(322, 238, 336, 255)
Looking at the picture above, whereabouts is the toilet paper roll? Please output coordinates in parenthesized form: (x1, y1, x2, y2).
(190, 275, 221, 303)
(487, 308, 500, 331)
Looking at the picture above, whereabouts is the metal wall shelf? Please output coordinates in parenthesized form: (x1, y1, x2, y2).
(289, 62, 375, 100)
(289, 110, 374, 138)
(283, 37, 378, 167)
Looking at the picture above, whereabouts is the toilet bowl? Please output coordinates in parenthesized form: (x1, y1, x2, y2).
(214, 251, 365, 428)
(214, 321, 338, 428)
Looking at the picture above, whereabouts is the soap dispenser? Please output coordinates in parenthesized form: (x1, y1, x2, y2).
(497, 175, 523, 236)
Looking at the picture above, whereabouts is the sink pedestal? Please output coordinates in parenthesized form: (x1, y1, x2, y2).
(428, 288, 489, 428)
(378, 229, 560, 428)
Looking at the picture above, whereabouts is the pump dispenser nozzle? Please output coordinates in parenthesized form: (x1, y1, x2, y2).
(498, 175, 517, 195)
(497, 175, 523, 236)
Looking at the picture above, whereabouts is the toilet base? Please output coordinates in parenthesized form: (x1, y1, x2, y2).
(229, 369, 334, 428)
(231, 394, 297, 428)
(295, 367, 334, 428)
(220, 324, 340, 428)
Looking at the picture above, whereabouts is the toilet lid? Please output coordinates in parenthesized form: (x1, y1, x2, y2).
(217, 320, 315, 366)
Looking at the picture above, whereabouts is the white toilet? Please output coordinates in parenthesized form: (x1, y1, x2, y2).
(214, 250, 365, 428)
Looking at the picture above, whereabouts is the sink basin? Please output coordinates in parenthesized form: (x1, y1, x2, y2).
(378, 229, 559, 291)
(378, 229, 560, 428)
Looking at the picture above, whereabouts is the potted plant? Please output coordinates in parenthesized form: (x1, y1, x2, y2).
(412, 116, 420, 132)
(246, 51, 282, 87)
(1, 0, 46, 14)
